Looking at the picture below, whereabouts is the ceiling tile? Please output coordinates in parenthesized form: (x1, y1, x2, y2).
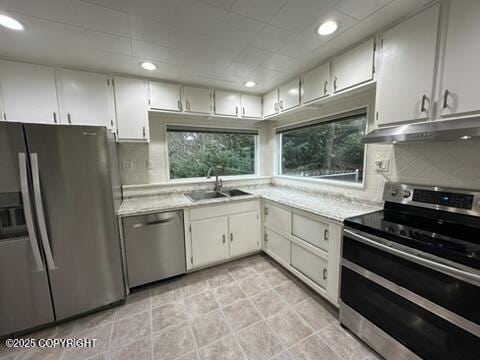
(84, 30, 132, 55)
(126, 0, 181, 25)
(131, 40, 173, 64)
(223, 62, 256, 77)
(248, 67, 286, 83)
(250, 25, 297, 52)
(334, 0, 392, 20)
(177, 0, 227, 34)
(80, 0, 129, 13)
(0, 0, 77, 24)
(233, 47, 275, 66)
(231, 0, 288, 22)
(176, 53, 231, 75)
(262, 53, 298, 73)
(268, 0, 336, 33)
(128, 15, 175, 47)
(72, 0, 129, 36)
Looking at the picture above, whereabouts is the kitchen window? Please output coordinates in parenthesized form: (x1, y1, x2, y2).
(167, 126, 258, 180)
(277, 110, 367, 184)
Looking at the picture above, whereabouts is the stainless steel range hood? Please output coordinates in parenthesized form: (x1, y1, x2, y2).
(363, 118, 480, 144)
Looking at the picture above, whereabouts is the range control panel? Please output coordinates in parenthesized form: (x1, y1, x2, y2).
(383, 183, 480, 216)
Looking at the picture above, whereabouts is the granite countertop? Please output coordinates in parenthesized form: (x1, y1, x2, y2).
(118, 185, 383, 223)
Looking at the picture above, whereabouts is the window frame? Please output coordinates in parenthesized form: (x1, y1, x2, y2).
(165, 123, 260, 183)
(274, 106, 369, 189)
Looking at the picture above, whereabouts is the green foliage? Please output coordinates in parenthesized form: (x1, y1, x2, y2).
(168, 131, 256, 179)
(281, 115, 366, 182)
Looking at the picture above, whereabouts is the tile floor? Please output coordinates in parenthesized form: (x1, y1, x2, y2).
(0, 254, 380, 360)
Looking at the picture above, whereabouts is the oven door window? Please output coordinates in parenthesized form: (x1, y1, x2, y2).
(341, 267, 480, 359)
(343, 236, 480, 325)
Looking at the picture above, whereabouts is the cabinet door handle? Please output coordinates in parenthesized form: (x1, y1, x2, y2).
(279, 100, 284, 109)
(230, 233, 233, 242)
(222, 234, 226, 243)
(333, 77, 338, 92)
(53, 112, 57, 124)
(2, 112, 6, 121)
(264, 207, 269, 216)
(420, 94, 429, 113)
(324, 229, 329, 241)
(67, 113, 72, 124)
(142, 126, 146, 139)
(274, 102, 278, 112)
(323, 80, 328, 95)
(242, 106, 245, 116)
(185, 100, 190, 111)
(323, 268, 328, 280)
(442, 89, 450, 110)
(235, 106, 238, 116)
(264, 233, 268, 242)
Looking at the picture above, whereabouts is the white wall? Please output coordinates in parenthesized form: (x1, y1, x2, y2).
(119, 112, 271, 186)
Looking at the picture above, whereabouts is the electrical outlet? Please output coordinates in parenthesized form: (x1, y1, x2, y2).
(122, 160, 135, 170)
(375, 153, 389, 172)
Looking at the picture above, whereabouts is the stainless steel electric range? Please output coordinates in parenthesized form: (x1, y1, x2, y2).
(340, 183, 480, 360)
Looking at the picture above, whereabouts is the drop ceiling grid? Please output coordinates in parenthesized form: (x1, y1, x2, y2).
(0, 0, 428, 93)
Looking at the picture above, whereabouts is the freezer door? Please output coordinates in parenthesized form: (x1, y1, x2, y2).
(24, 124, 125, 320)
(0, 123, 54, 337)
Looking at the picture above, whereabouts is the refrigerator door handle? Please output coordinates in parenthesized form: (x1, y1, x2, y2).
(18, 153, 44, 272)
(30, 153, 57, 271)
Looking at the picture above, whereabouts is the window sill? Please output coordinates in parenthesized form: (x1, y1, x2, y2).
(167, 175, 270, 185)
(274, 175, 365, 190)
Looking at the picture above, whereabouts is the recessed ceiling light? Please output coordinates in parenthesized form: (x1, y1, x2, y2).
(140, 62, 157, 71)
(0, 14, 24, 31)
(244, 81, 256, 88)
(317, 20, 338, 36)
(460, 135, 472, 140)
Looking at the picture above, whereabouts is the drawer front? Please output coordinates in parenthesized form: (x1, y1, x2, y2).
(291, 243, 328, 289)
(292, 213, 329, 252)
(265, 203, 291, 234)
(264, 229, 290, 265)
(190, 200, 258, 220)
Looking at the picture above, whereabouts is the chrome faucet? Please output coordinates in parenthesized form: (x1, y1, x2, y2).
(207, 166, 223, 191)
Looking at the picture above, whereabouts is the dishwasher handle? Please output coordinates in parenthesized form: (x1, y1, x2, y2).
(131, 212, 179, 228)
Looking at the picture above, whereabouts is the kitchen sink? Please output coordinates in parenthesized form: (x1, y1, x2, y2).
(184, 191, 228, 202)
(184, 189, 251, 202)
(220, 189, 251, 197)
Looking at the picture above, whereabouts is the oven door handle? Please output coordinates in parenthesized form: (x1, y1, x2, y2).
(344, 229, 480, 287)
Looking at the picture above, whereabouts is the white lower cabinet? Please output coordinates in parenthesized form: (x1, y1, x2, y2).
(291, 243, 328, 289)
(190, 216, 229, 268)
(263, 201, 342, 306)
(264, 228, 291, 266)
(187, 201, 261, 269)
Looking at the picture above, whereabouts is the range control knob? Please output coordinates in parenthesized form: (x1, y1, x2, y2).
(403, 190, 412, 198)
(390, 188, 399, 196)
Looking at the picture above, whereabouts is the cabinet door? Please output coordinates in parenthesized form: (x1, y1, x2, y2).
(149, 81, 181, 111)
(279, 78, 300, 111)
(376, 4, 439, 125)
(114, 77, 149, 142)
(302, 62, 330, 103)
(214, 90, 240, 117)
(241, 94, 262, 118)
(0, 60, 59, 124)
(60, 69, 110, 127)
(291, 243, 328, 289)
(184, 86, 211, 114)
(264, 229, 290, 265)
(292, 213, 329, 252)
(440, 0, 480, 117)
(191, 217, 229, 267)
(229, 211, 260, 257)
(265, 203, 291, 234)
(332, 39, 374, 93)
(262, 88, 278, 117)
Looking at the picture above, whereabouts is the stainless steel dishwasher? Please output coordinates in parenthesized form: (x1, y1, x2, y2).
(123, 211, 186, 287)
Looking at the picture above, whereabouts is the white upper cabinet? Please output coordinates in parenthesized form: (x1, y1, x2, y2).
(302, 62, 331, 104)
(376, 4, 440, 126)
(0, 61, 59, 124)
(214, 90, 240, 117)
(278, 78, 300, 111)
(149, 81, 182, 111)
(263, 88, 278, 118)
(241, 94, 262, 118)
(113, 76, 149, 142)
(440, 0, 480, 117)
(60, 69, 111, 127)
(184, 86, 211, 114)
(332, 39, 375, 93)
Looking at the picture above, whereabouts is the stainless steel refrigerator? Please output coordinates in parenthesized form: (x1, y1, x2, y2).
(0, 122, 125, 337)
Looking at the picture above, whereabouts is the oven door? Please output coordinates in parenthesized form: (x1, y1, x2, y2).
(340, 229, 480, 360)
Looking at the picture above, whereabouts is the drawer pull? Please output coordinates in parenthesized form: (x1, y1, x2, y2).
(230, 233, 233, 242)
(264, 207, 269, 216)
(323, 268, 328, 280)
(324, 229, 329, 241)
(222, 234, 226, 244)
